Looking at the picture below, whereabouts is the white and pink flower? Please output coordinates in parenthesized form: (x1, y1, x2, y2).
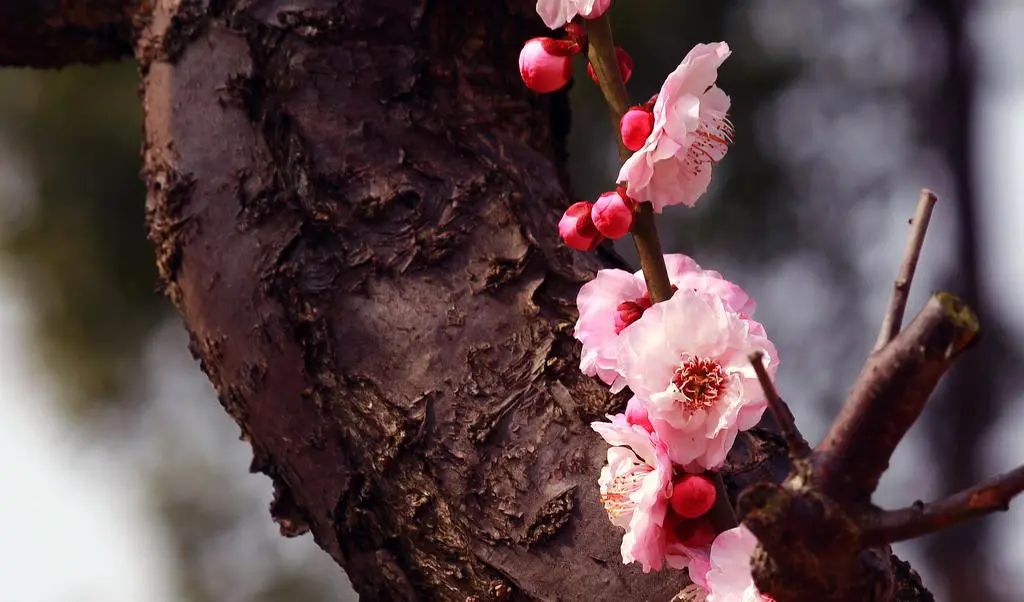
(616, 291, 777, 469)
(535, 0, 612, 30)
(618, 42, 733, 212)
(574, 254, 756, 392)
(704, 526, 775, 602)
(592, 414, 715, 573)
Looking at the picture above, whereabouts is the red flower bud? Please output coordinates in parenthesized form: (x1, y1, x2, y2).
(559, 201, 604, 251)
(519, 38, 574, 93)
(591, 190, 635, 239)
(620, 106, 654, 151)
(670, 474, 717, 519)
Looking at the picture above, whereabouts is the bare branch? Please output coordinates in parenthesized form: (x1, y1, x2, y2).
(874, 189, 939, 351)
(0, 1, 137, 68)
(749, 351, 810, 458)
(816, 292, 979, 502)
(862, 464, 1024, 545)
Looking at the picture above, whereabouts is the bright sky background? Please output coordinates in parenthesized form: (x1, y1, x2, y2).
(0, 3, 1023, 601)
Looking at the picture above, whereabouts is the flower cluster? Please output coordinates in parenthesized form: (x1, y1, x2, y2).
(520, 29, 733, 248)
(584, 256, 777, 576)
(520, 5, 778, 600)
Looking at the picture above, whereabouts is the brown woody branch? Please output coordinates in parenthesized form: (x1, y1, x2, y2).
(815, 292, 979, 502)
(874, 189, 939, 351)
(749, 351, 810, 458)
(584, 14, 674, 304)
(0, 1, 137, 68)
(862, 464, 1024, 545)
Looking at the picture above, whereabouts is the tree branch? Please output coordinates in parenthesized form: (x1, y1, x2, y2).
(816, 292, 979, 501)
(749, 351, 810, 458)
(0, 1, 137, 68)
(862, 464, 1024, 545)
(874, 189, 938, 351)
(584, 14, 674, 304)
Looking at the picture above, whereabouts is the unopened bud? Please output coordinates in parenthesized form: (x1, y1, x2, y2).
(591, 190, 635, 238)
(670, 474, 717, 519)
(559, 201, 604, 251)
(620, 106, 654, 151)
(519, 38, 574, 93)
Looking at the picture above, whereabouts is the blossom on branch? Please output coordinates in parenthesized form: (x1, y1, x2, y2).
(536, 0, 612, 29)
(618, 42, 733, 212)
(575, 254, 755, 392)
(592, 414, 715, 574)
(616, 290, 776, 469)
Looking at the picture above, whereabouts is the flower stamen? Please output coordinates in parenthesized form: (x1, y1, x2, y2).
(671, 355, 727, 413)
(601, 467, 651, 521)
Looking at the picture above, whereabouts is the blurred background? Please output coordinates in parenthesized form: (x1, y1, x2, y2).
(0, 0, 1021, 600)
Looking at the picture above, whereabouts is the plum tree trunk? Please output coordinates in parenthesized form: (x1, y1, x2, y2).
(138, 1, 700, 599)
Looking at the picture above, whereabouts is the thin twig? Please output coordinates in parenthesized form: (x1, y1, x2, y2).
(874, 189, 939, 351)
(862, 464, 1024, 545)
(749, 351, 810, 458)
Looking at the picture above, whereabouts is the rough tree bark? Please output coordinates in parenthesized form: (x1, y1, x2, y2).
(137, 1, 725, 599)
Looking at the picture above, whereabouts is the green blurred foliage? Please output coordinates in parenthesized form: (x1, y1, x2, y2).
(0, 62, 166, 413)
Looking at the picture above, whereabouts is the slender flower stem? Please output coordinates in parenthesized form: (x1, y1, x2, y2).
(584, 15, 674, 304)
(585, 14, 736, 530)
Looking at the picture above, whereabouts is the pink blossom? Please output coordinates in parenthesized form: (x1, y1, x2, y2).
(705, 526, 775, 602)
(616, 291, 777, 469)
(536, 0, 612, 29)
(575, 254, 755, 391)
(592, 415, 711, 573)
(519, 38, 574, 93)
(617, 42, 733, 212)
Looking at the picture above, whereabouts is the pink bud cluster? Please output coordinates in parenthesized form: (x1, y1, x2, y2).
(519, 5, 632, 96)
(558, 189, 635, 251)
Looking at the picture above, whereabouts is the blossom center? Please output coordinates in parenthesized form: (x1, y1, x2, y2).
(670, 355, 726, 413)
(601, 465, 651, 521)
